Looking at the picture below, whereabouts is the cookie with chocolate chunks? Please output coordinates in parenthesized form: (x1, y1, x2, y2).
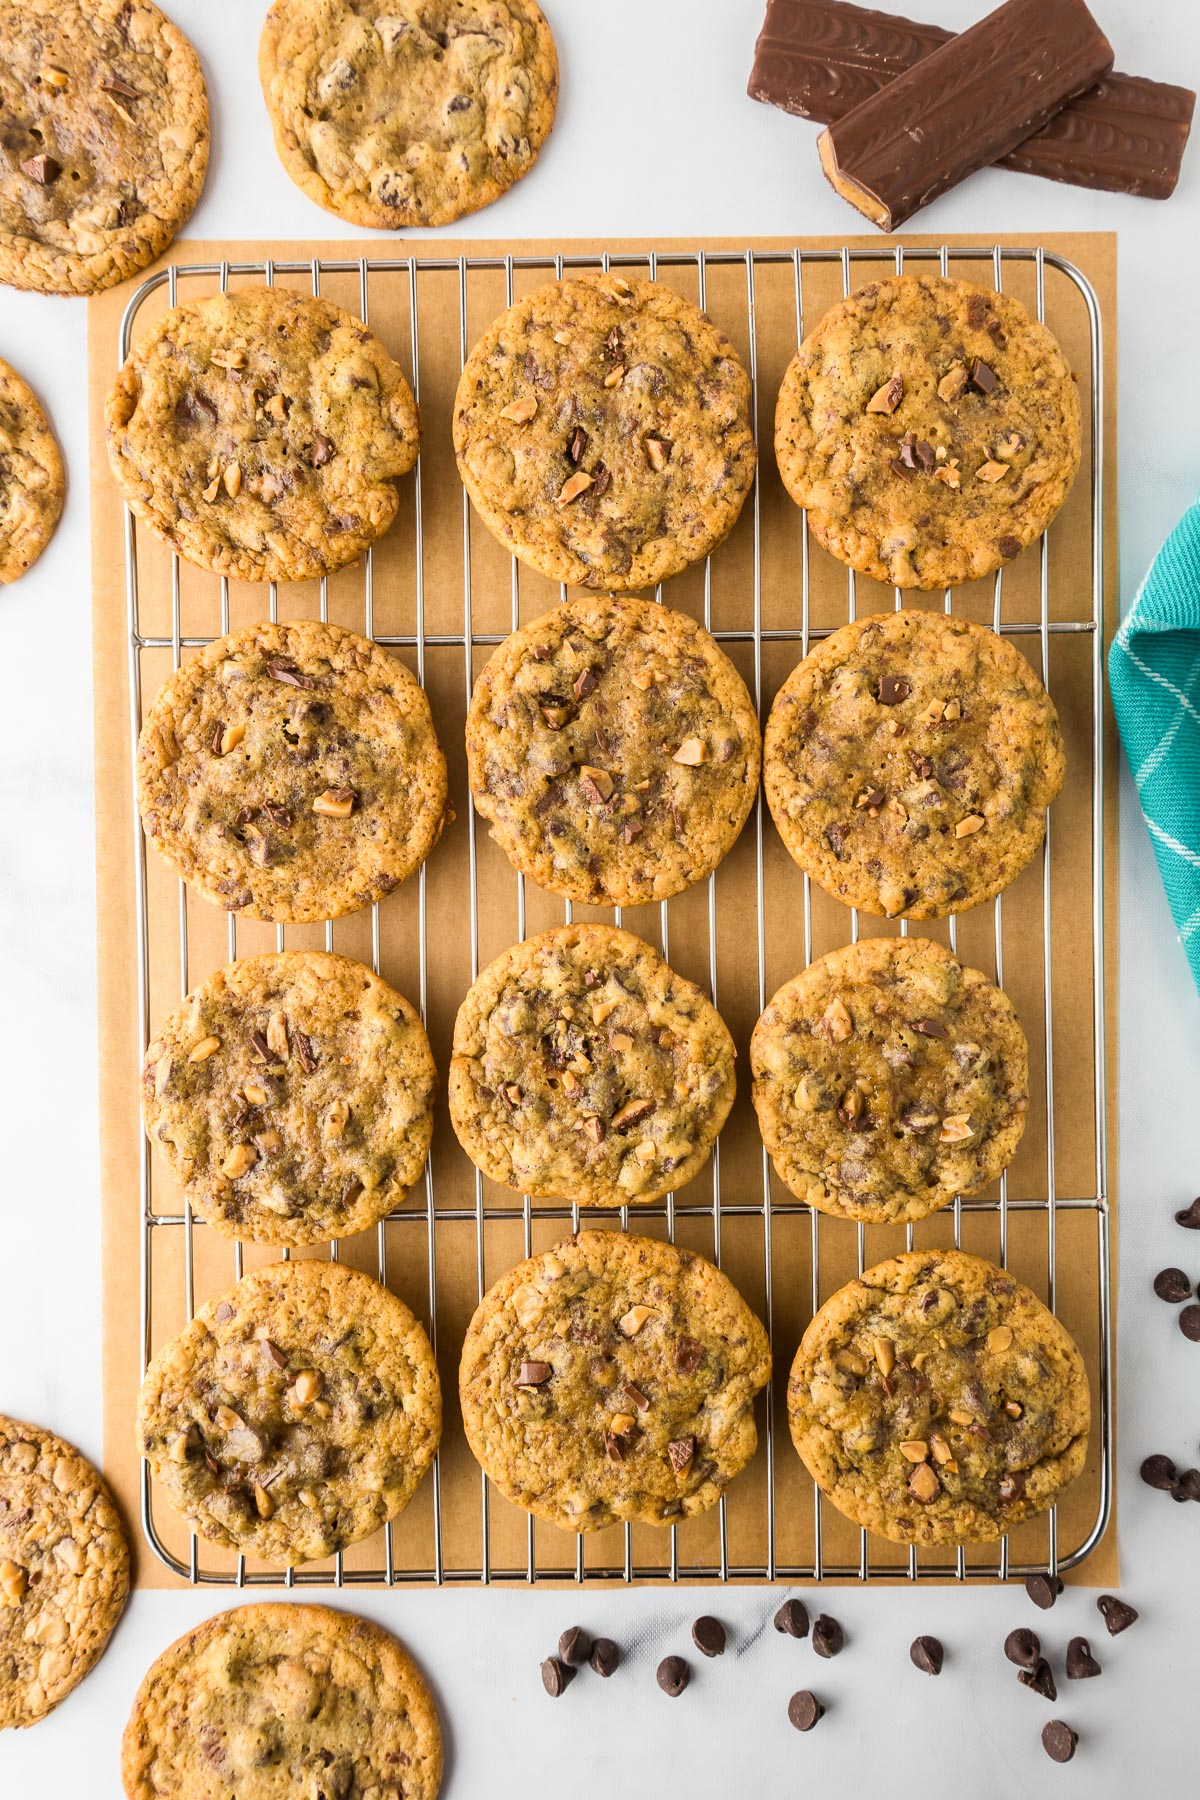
(788, 1249, 1090, 1547)
(459, 1231, 771, 1531)
(0, 355, 64, 583)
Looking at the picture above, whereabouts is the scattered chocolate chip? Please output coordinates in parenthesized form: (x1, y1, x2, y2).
(666, 1436, 694, 1473)
(787, 1689, 824, 1732)
(296, 1032, 319, 1073)
(1004, 1627, 1041, 1668)
(877, 675, 911, 706)
(265, 656, 315, 690)
(1042, 1720, 1078, 1764)
(517, 1361, 552, 1387)
(1065, 1637, 1101, 1680)
(21, 154, 61, 185)
(591, 462, 611, 497)
(914, 438, 936, 472)
(1175, 1468, 1200, 1502)
(914, 1017, 947, 1038)
(997, 533, 1021, 559)
(1025, 1574, 1064, 1611)
(969, 358, 998, 395)
(589, 1637, 619, 1677)
(541, 1656, 575, 1698)
(1153, 1266, 1193, 1303)
(558, 1625, 592, 1668)
(1179, 1303, 1200, 1342)
(1174, 1197, 1200, 1229)
(102, 75, 141, 100)
(1019, 1657, 1057, 1701)
(214, 1301, 234, 1324)
(1140, 1453, 1179, 1491)
(656, 1655, 690, 1697)
(811, 1614, 844, 1659)
(1097, 1594, 1138, 1636)
(774, 1598, 809, 1639)
(310, 433, 333, 468)
(569, 427, 589, 464)
(691, 1616, 726, 1658)
(910, 1635, 943, 1676)
(674, 1335, 703, 1375)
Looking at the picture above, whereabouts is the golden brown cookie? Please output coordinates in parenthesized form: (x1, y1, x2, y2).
(460, 1231, 771, 1530)
(106, 284, 420, 583)
(775, 275, 1081, 589)
(788, 1249, 1090, 1546)
(143, 951, 437, 1246)
(121, 1603, 443, 1800)
(453, 271, 757, 591)
(0, 356, 63, 583)
(136, 621, 448, 924)
(259, 0, 559, 229)
(449, 924, 736, 1206)
(466, 593, 761, 905)
(751, 937, 1028, 1224)
(763, 609, 1065, 918)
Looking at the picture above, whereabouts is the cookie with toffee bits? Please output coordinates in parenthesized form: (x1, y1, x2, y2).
(752, 937, 1028, 1224)
(460, 1231, 771, 1530)
(448, 924, 736, 1207)
(774, 274, 1080, 589)
(466, 593, 761, 905)
(763, 609, 1064, 918)
(788, 1249, 1089, 1546)
(259, 0, 558, 229)
(0, 1415, 130, 1730)
(0, 357, 64, 583)
(121, 1603, 443, 1800)
(143, 951, 437, 1247)
(0, 0, 208, 297)
(453, 271, 757, 591)
(106, 284, 420, 582)
(136, 621, 448, 924)
(137, 1260, 441, 1564)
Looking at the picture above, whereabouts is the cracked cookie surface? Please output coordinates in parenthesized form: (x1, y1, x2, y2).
(0, 0, 208, 297)
(453, 272, 757, 591)
(260, 0, 558, 229)
(136, 621, 448, 924)
(137, 1260, 441, 1564)
(106, 284, 420, 582)
(449, 924, 736, 1207)
(775, 274, 1081, 589)
(788, 1249, 1090, 1545)
(466, 594, 761, 905)
(0, 357, 64, 583)
(763, 609, 1064, 918)
(460, 1231, 771, 1531)
(121, 1603, 443, 1800)
(0, 1414, 130, 1730)
(752, 937, 1028, 1224)
(143, 951, 437, 1247)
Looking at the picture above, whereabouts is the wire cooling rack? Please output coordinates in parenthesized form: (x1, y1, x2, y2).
(120, 240, 1111, 1588)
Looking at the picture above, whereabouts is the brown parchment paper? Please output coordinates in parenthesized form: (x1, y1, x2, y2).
(89, 234, 1119, 1589)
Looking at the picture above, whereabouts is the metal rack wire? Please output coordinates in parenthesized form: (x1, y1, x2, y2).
(120, 240, 1110, 1588)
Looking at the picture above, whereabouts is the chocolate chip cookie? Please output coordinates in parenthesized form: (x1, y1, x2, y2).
(788, 1249, 1090, 1546)
(136, 621, 448, 924)
(775, 275, 1081, 589)
(137, 1259, 441, 1564)
(0, 1415, 130, 1730)
(0, 0, 208, 297)
(460, 1231, 771, 1530)
(121, 1603, 443, 1799)
(143, 950, 437, 1246)
(763, 608, 1065, 918)
(466, 593, 761, 905)
(260, 0, 558, 229)
(752, 937, 1028, 1224)
(0, 356, 64, 583)
(106, 284, 420, 583)
(453, 271, 757, 591)
(449, 924, 736, 1206)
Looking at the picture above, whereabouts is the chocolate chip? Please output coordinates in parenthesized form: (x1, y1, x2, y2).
(914, 1017, 947, 1038)
(1179, 1303, 1200, 1341)
(811, 1614, 844, 1659)
(1004, 1626, 1041, 1668)
(265, 656, 315, 690)
(898, 430, 919, 470)
(1025, 1573, 1064, 1610)
(1097, 1594, 1138, 1635)
(102, 76, 141, 100)
(21, 154, 61, 185)
(1065, 1637, 1101, 1680)
(541, 1656, 575, 1697)
(691, 1615, 726, 1658)
(517, 1361, 552, 1387)
(1042, 1720, 1078, 1763)
(787, 1689, 824, 1732)
(1175, 1468, 1200, 1502)
(877, 675, 911, 705)
(969, 358, 998, 395)
(310, 433, 333, 468)
(914, 439, 936, 472)
(656, 1655, 690, 1697)
(910, 1635, 943, 1675)
(558, 1626, 593, 1667)
(1154, 1266, 1194, 1302)
(589, 1637, 619, 1677)
(1140, 1453, 1179, 1491)
(774, 1598, 809, 1638)
(1019, 1657, 1057, 1701)
(1175, 1196, 1200, 1228)
(294, 1030, 317, 1073)
(674, 1336, 702, 1378)
(997, 534, 1021, 559)
(214, 1301, 234, 1324)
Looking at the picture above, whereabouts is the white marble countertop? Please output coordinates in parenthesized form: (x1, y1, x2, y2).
(2, 1, 1200, 1791)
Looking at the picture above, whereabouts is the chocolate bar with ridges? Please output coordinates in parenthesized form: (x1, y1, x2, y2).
(748, 0, 1194, 200)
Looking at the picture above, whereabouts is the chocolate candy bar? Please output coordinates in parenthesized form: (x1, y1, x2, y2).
(813, 0, 1115, 229)
(748, 0, 1195, 200)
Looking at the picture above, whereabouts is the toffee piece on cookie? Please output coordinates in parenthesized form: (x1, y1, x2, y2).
(764, 609, 1064, 919)
(774, 274, 1081, 589)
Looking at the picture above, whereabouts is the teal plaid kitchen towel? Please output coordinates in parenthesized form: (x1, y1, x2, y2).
(1109, 496, 1200, 989)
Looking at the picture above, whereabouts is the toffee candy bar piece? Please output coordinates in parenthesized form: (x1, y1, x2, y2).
(749, 0, 1194, 200)
(813, 0, 1115, 230)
